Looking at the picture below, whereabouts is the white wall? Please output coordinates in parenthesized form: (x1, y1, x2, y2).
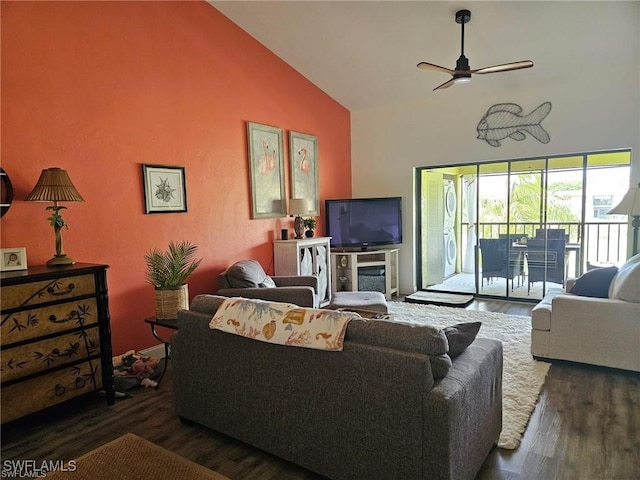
(351, 2, 640, 294)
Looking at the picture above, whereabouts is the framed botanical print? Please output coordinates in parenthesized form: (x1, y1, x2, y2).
(247, 122, 286, 219)
(289, 131, 319, 215)
(142, 164, 187, 214)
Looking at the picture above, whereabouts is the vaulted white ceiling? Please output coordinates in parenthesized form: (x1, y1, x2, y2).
(210, 1, 639, 111)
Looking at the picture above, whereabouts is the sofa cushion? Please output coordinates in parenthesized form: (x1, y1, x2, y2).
(443, 322, 482, 358)
(224, 260, 270, 288)
(346, 318, 448, 355)
(346, 318, 451, 378)
(608, 253, 640, 302)
(429, 353, 453, 378)
(190, 294, 227, 315)
(569, 266, 618, 298)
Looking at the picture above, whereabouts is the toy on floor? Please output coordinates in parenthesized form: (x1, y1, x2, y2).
(112, 350, 163, 391)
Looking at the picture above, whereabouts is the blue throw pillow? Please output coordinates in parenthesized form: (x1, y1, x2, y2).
(570, 266, 618, 298)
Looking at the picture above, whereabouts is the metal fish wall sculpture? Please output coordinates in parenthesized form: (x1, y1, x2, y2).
(477, 102, 552, 147)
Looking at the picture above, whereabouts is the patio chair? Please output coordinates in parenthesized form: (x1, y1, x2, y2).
(479, 238, 524, 291)
(526, 238, 566, 293)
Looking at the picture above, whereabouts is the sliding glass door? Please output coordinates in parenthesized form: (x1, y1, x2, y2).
(417, 149, 631, 301)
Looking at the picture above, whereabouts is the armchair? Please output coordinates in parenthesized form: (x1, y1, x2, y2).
(531, 253, 640, 371)
(217, 259, 319, 307)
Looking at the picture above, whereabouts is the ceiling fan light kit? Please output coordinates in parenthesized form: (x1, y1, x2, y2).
(417, 9, 533, 91)
(453, 76, 471, 85)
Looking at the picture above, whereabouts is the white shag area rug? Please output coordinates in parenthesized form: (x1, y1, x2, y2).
(387, 301, 550, 450)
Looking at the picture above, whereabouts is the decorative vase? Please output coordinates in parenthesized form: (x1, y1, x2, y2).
(154, 284, 189, 320)
(305, 230, 315, 238)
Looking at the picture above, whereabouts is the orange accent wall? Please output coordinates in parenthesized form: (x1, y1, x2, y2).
(0, 1, 351, 354)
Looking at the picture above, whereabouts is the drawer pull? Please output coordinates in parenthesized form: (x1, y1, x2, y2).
(48, 304, 91, 324)
(46, 282, 76, 296)
(54, 384, 66, 396)
(75, 377, 86, 388)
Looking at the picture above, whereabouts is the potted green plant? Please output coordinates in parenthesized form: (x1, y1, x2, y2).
(303, 218, 317, 237)
(144, 241, 202, 319)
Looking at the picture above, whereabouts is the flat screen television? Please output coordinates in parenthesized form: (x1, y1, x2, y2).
(325, 197, 402, 250)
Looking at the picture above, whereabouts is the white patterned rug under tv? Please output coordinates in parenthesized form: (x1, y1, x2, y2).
(387, 301, 550, 450)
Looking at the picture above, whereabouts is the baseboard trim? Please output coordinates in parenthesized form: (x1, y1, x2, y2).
(140, 343, 166, 358)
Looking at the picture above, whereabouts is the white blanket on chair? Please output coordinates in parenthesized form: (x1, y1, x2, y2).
(209, 297, 359, 351)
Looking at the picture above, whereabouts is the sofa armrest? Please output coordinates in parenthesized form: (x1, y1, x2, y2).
(550, 294, 640, 371)
(216, 286, 317, 307)
(272, 275, 318, 290)
(423, 338, 503, 480)
(552, 293, 640, 321)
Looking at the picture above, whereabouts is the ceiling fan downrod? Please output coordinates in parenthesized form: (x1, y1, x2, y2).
(456, 9, 471, 58)
(454, 10, 471, 80)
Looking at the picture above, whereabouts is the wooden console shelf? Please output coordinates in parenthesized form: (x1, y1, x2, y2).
(330, 248, 399, 300)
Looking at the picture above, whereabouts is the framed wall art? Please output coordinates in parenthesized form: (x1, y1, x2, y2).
(1, 247, 27, 272)
(247, 122, 286, 219)
(142, 164, 187, 214)
(289, 131, 319, 215)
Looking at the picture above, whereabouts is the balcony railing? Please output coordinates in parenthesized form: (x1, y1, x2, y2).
(461, 221, 628, 272)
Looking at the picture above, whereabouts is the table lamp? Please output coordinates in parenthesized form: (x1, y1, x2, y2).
(608, 182, 640, 256)
(288, 198, 309, 239)
(26, 167, 84, 266)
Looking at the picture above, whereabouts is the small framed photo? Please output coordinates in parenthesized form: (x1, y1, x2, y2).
(1, 247, 27, 271)
(142, 164, 187, 214)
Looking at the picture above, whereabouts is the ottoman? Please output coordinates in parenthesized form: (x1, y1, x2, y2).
(329, 291, 388, 314)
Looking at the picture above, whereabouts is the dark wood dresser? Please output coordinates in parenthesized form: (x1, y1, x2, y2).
(1, 263, 115, 424)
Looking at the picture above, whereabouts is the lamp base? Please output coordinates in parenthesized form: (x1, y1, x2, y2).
(47, 255, 75, 267)
(294, 215, 305, 239)
(632, 215, 639, 257)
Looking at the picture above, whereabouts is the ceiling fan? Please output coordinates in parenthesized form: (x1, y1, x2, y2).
(417, 9, 533, 91)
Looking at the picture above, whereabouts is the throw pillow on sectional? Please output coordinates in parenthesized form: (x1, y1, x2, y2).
(260, 276, 277, 288)
(443, 322, 482, 358)
(608, 253, 640, 302)
(226, 260, 267, 288)
(570, 266, 618, 298)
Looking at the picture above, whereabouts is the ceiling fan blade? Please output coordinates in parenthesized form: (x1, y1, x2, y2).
(433, 78, 456, 91)
(471, 60, 534, 75)
(417, 62, 456, 76)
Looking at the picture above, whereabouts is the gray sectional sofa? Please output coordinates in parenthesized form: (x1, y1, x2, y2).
(172, 295, 503, 480)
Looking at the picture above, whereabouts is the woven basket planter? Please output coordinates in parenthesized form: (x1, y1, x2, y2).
(154, 284, 189, 320)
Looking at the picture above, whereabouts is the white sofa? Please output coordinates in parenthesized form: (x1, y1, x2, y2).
(531, 253, 640, 372)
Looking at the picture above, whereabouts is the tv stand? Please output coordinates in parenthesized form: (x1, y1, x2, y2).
(330, 248, 399, 300)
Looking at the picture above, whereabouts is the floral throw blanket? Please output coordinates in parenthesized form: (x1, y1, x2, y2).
(209, 297, 359, 351)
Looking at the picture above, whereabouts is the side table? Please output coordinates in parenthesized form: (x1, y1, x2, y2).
(144, 317, 178, 389)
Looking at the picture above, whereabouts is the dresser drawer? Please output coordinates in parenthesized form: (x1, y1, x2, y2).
(0, 273, 96, 311)
(1, 298, 98, 346)
(1, 360, 103, 424)
(1, 326, 101, 383)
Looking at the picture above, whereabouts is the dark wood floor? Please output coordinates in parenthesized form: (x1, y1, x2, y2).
(2, 299, 639, 479)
